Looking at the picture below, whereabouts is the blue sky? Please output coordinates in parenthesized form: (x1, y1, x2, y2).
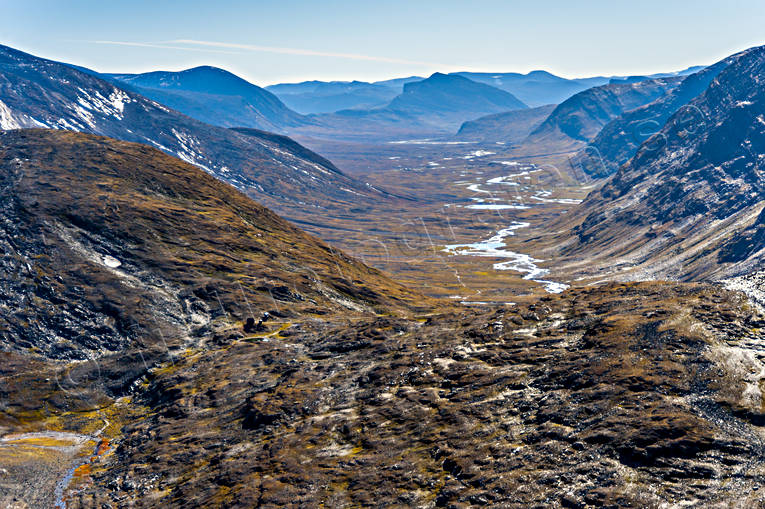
(3, 0, 765, 85)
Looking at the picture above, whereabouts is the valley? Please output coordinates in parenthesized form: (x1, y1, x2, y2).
(281, 135, 589, 303)
(0, 21, 764, 508)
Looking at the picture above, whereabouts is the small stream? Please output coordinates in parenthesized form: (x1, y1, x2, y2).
(0, 420, 109, 509)
(443, 221, 569, 294)
(444, 159, 572, 294)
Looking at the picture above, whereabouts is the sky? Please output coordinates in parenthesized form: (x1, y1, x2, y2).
(2, 0, 765, 86)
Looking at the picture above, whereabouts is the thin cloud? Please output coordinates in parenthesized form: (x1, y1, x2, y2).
(169, 39, 451, 67)
(86, 40, 243, 55)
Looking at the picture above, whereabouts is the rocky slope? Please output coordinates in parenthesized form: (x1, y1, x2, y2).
(3, 129, 765, 508)
(455, 104, 556, 143)
(523, 77, 682, 153)
(70, 282, 765, 508)
(553, 45, 765, 281)
(109, 66, 308, 132)
(571, 51, 750, 178)
(0, 44, 379, 215)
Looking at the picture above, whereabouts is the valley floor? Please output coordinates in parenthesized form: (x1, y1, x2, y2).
(285, 136, 591, 305)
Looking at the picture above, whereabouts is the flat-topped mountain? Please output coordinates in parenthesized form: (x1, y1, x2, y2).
(110, 66, 309, 131)
(387, 72, 527, 129)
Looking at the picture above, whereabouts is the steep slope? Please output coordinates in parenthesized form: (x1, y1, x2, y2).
(0, 44, 378, 215)
(572, 53, 748, 178)
(265, 80, 400, 114)
(455, 103, 556, 142)
(522, 76, 682, 153)
(557, 45, 765, 281)
(387, 73, 527, 129)
(0, 129, 420, 359)
(109, 66, 308, 131)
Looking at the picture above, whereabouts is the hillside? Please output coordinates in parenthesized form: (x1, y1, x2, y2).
(554, 45, 765, 281)
(522, 76, 682, 153)
(455, 103, 556, 142)
(0, 44, 379, 217)
(571, 52, 749, 178)
(110, 66, 308, 131)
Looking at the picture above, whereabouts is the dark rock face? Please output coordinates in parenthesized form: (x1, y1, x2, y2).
(719, 207, 765, 263)
(563, 45, 765, 280)
(0, 44, 377, 213)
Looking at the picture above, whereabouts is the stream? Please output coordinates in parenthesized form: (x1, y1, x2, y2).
(443, 159, 572, 294)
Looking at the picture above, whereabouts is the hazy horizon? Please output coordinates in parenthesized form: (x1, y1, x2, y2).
(3, 0, 765, 86)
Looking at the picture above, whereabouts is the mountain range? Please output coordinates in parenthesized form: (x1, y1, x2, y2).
(2, 37, 765, 509)
(285, 72, 529, 141)
(267, 67, 703, 113)
(0, 44, 379, 219)
(554, 45, 765, 281)
(521, 76, 683, 152)
(571, 53, 749, 178)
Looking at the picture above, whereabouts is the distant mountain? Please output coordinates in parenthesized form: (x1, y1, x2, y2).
(285, 73, 528, 141)
(108, 66, 308, 131)
(372, 76, 424, 88)
(266, 76, 424, 114)
(0, 44, 378, 217)
(387, 73, 527, 129)
(559, 45, 765, 280)
(571, 57, 745, 178)
(607, 66, 706, 84)
(453, 70, 607, 107)
(453, 67, 703, 107)
(522, 77, 682, 152)
(455, 104, 556, 143)
(266, 80, 400, 114)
